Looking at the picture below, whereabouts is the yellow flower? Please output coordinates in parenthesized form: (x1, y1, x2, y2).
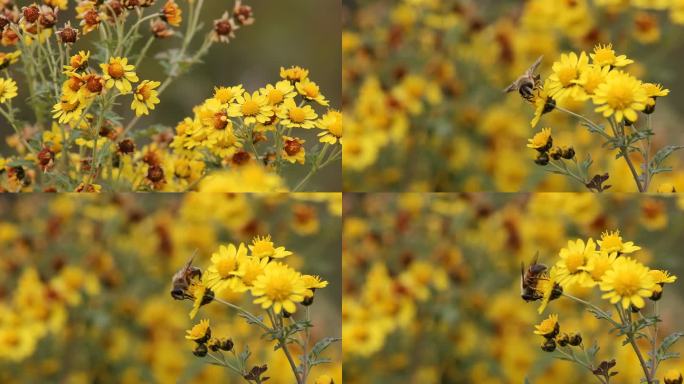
(577, 64, 610, 97)
(537, 266, 560, 314)
(227, 91, 274, 125)
(555, 238, 597, 288)
(664, 370, 683, 384)
(302, 274, 328, 297)
(296, 77, 329, 106)
(526, 127, 552, 150)
(185, 319, 211, 342)
(600, 257, 656, 309)
(282, 136, 306, 164)
(584, 251, 618, 284)
(237, 256, 269, 288)
(202, 244, 248, 295)
(0, 78, 18, 103)
(533, 314, 559, 338)
(318, 109, 342, 144)
(198, 164, 287, 192)
(545, 51, 589, 102)
(64, 50, 90, 73)
(52, 97, 84, 124)
(590, 44, 633, 67)
(597, 230, 640, 254)
(530, 86, 555, 128)
(280, 65, 309, 82)
(213, 85, 244, 104)
(249, 235, 293, 259)
(100, 57, 139, 94)
(277, 98, 318, 128)
(649, 269, 677, 285)
(261, 80, 296, 106)
(643, 82, 669, 111)
(252, 262, 307, 314)
(161, 0, 183, 27)
(593, 70, 647, 123)
(188, 280, 210, 319)
(131, 80, 161, 116)
(0, 50, 21, 69)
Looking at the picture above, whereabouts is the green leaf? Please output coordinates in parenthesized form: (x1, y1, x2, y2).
(650, 145, 684, 175)
(659, 331, 684, 354)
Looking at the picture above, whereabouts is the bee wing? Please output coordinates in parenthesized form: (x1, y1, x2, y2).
(531, 251, 540, 266)
(525, 56, 543, 77)
(183, 249, 199, 269)
(502, 79, 519, 93)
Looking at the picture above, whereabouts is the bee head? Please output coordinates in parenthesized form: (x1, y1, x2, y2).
(170, 288, 186, 300)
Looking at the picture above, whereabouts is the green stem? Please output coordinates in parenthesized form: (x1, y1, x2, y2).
(212, 297, 270, 332)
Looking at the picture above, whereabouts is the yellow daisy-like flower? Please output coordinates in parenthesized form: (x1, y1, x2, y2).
(597, 230, 640, 254)
(590, 44, 633, 67)
(577, 64, 610, 97)
(296, 77, 329, 106)
(537, 266, 560, 314)
(584, 251, 618, 284)
(593, 70, 647, 123)
(664, 370, 682, 384)
(64, 50, 90, 73)
(642, 82, 669, 109)
(237, 256, 269, 288)
(280, 65, 309, 82)
(600, 257, 656, 309)
(161, 0, 183, 27)
(277, 98, 318, 129)
(131, 80, 161, 116)
(261, 80, 296, 106)
(0, 50, 21, 70)
(545, 51, 589, 102)
(318, 109, 342, 144)
(530, 86, 555, 128)
(282, 136, 306, 164)
(52, 97, 84, 124)
(649, 269, 677, 285)
(188, 280, 209, 319)
(249, 235, 293, 259)
(100, 57, 139, 94)
(213, 85, 244, 104)
(526, 127, 552, 150)
(0, 78, 18, 103)
(202, 244, 248, 295)
(302, 274, 328, 297)
(185, 319, 211, 342)
(252, 262, 307, 314)
(555, 238, 597, 289)
(227, 91, 274, 125)
(533, 313, 559, 338)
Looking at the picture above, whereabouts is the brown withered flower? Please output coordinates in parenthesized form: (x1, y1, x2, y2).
(150, 18, 173, 38)
(233, 0, 254, 26)
(211, 11, 237, 44)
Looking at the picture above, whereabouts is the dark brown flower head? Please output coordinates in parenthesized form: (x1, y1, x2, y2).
(231, 150, 251, 166)
(284, 138, 302, 156)
(147, 164, 165, 183)
(22, 4, 39, 24)
(37, 147, 55, 171)
(118, 138, 135, 154)
(233, 0, 254, 25)
(57, 22, 78, 43)
(212, 111, 228, 130)
(84, 73, 104, 94)
(212, 11, 236, 44)
(38, 5, 57, 28)
(104, 0, 124, 18)
(150, 18, 173, 38)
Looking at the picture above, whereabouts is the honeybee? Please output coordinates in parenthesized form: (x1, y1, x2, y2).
(170, 251, 202, 300)
(520, 252, 548, 302)
(503, 55, 543, 102)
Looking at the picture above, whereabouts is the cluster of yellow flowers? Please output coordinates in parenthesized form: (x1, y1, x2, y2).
(525, 231, 680, 384)
(0, 0, 265, 192)
(168, 66, 342, 192)
(0, 266, 99, 362)
(343, 0, 684, 191)
(174, 236, 335, 384)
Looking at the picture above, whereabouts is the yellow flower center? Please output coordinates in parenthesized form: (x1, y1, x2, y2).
(611, 270, 641, 296)
(558, 66, 577, 87)
(590, 258, 611, 280)
(565, 252, 585, 273)
(288, 107, 307, 123)
(594, 49, 616, 65)
(252, 240, 274, 257)
(241, 100, 259, 116)
(263, 274, 293, 301)
(108, 62, 124, 79)
(303, 83, 319, 98)
(328, 119, 342, 136)
(605, 83, 634, 109)
(600, 235, 622, 252)
(216, 257, 237, 278)
(268, 89, 284, 104)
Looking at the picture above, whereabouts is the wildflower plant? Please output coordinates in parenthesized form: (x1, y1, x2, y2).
(0, 0, 345, 192)
(173, 237, 339, 384)
(513, 45, 679, 193)
(524, 232, 682, 384)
